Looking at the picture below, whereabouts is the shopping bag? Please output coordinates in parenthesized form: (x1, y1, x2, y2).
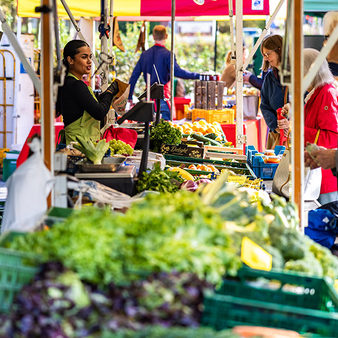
(266, 130, 281, 150)
(272, 150, 290, 199)
(1, 138, 54, 233)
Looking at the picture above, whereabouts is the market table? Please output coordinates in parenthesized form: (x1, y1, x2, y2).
(16, 123, 64, 168)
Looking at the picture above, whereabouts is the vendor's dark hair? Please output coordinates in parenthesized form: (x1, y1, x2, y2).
(62, 40, 89, 73)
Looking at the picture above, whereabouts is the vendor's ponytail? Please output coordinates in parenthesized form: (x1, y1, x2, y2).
(62, 39, 89, 74)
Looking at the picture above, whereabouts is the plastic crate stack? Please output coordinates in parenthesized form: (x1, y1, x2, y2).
(202, 267, 338, 336)
(246, 145, 285, 180)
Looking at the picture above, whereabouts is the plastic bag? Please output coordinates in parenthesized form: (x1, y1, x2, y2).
(1, 138, 54, 233)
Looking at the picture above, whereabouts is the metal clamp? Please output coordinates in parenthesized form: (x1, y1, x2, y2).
(35, 5, 52, 13)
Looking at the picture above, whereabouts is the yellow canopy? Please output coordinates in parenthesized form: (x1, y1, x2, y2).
(18, 0, 139, 18)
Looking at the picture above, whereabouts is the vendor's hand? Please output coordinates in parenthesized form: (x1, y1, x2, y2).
(106, 80, 119, 96)
(277, 118, 290, 130)
(310, 148, 337, 170)
(243, 71, 252, 84)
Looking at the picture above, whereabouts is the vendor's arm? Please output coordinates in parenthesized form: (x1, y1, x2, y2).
(173, 56, 200, 80)
(76, 81, 114, 121)
(128, 56, 143, 100)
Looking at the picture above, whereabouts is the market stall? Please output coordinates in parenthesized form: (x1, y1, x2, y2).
(0, 0, 337, 336)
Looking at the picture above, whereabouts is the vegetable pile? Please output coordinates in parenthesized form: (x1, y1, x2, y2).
(74, 136, 109, 164)
(108, 139, 133, 156)
(0, 262, 215, 336)
(137, 163, 183, 193)
(150, 120, 182, 152)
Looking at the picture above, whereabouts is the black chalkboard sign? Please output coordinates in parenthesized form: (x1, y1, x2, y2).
(160, 144, 204, 158)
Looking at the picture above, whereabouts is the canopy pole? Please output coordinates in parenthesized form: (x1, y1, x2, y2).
(291, 0, 304, 228)
(303, 26, 338, 91)
(100, 0, 109, 89)
(0, 8, 41, 95)
(110, 0, 114, 16)
(40, 0, 54, 207)
(235, 0, 244, 148)
(170, 0, 175, 121)
(228, 0, 235, 58)
(59, 0, 99, 67)
(214, 21, 218, 72)
(243, 0, 285, 71)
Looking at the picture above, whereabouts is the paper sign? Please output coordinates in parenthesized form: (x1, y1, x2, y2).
(241, 236, 272, 271)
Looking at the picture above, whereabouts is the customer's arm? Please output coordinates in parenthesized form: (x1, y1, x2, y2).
(173, 55, 200, 80)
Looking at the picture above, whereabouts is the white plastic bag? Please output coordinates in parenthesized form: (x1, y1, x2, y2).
(304, 167, 322, 201)
(1, 138, 54, 233)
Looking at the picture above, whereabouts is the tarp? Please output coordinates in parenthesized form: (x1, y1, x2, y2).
(17, 0, 270, 18)
(304, 0, 338, 12)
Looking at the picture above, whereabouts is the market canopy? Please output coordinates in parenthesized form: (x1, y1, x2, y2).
(17, 0, 270, 18)
(304, 0, 338, 12)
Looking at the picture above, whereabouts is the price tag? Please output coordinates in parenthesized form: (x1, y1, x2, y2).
(241, 236, 272, 271)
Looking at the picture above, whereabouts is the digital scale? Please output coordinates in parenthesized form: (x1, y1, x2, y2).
(75, 165, 137, 196)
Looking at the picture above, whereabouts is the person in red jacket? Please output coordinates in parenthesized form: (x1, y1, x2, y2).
(281, 48, 338, 204)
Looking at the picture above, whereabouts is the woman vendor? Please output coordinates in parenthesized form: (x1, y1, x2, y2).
(56, 40, 131, 145)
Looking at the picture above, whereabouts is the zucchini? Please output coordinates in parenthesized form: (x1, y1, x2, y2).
(191, 133, 223, 147)
(204, 132, 217, 140)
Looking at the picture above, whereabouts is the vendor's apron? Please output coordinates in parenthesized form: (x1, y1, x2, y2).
(64, 73, 101, 145)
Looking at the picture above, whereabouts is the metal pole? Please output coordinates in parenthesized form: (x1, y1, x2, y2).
(59, 0, 99, 67)
(303, 26, 338, 92)
(235, 0, 244, 148)
(291, 0, 304, 228)
(40, 0, 54, 207)
(170, 0, 175, 121)
(243, 0, 285, 71)
(110, 0, 114, 16)
(228, 0, 235, 58)
(100, 0, 109, 90)
(214, 21, 218, 72)
(0, 9, 41, 95)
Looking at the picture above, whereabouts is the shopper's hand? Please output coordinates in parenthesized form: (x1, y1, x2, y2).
(310, 148, 337, 170)
(277, 118, 290, 130)
(281, 103, 290, 117)
(243, 71, 252, 84)
(305, 151, 318, 169)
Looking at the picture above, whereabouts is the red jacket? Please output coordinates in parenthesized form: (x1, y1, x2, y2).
(304, 83, 338, 194)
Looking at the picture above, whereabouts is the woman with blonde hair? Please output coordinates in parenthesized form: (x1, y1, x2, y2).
(282, 48, 338, 203)
(303, 48, 338, 204)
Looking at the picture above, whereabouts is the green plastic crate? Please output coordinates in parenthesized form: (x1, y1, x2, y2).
(164, 154, 256, 179)
(44, 207, 73, 227)
(202, 267, 338, 335)
(2, 158, 17, 181)
(0, 248, 39, 313)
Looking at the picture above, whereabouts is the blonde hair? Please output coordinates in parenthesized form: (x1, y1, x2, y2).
(323, 11, 338, 63)
(260, 34, 283, 71)
(303, 48, 334, 90)
(153, 25, 167, 41)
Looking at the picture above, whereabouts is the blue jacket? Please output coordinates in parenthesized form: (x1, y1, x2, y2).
(260, 69, 288, 131)
(249, 71, 268, 90)
(128, 45, 200, 100)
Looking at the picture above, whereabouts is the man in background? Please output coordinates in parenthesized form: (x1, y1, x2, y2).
(128, 25, 200, 120)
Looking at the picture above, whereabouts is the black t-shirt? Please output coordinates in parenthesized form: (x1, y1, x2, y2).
(56, 76, 114, 126)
